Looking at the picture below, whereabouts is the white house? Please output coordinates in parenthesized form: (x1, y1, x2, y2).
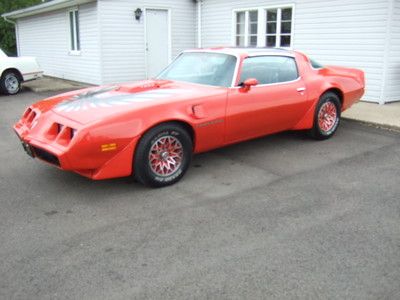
(2, 0, 400, 104)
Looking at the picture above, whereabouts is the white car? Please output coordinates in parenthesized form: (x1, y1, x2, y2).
(0, 49, 43, 95)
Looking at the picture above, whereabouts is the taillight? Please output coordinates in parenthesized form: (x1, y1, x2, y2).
(361, 71, 365, 88)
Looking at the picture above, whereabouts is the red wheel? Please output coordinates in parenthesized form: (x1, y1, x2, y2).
(134, 123, 192, 187)
(318, 101, 337, 133)
(148, 135, 184, 177)
(310, 92, 341, 140)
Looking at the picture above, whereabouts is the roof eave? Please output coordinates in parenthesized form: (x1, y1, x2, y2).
(2, 0, 96, 19)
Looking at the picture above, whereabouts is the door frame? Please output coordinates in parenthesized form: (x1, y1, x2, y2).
(144, 7, 172, 78)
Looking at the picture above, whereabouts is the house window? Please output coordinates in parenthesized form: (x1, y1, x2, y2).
(69, 9, 80, 52)
(248, 11, 258, 46)
(234, 6, 293, 48)
(235, 10, 258, 47)
(266, 7, 292, 47)
(236, 12, 245, 47)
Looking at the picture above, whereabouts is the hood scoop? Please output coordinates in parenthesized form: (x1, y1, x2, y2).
(116, 80, 164, 93)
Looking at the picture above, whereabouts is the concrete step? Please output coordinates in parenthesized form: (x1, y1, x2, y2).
(23, 76, 91, 93)
(343, 101, 400, 131)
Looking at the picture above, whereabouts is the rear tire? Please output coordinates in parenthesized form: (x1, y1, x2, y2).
(309, 92, 341, 140)
(134, 123, 192, 187)
(0, 71, 21, 95)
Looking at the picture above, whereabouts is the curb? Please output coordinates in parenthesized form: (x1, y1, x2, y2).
(24, 86, 83, 93)
(342, 116, 400, 133)
(23, 77, 91, 93)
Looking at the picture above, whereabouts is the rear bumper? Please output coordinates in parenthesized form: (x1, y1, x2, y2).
(343, 87, 365, 111)
(22, 71, 43, 82)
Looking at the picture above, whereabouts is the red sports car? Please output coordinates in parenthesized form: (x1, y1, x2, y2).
(14, 48, 364, 187)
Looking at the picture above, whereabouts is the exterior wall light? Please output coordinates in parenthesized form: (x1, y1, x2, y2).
(134, 8, 142, 21)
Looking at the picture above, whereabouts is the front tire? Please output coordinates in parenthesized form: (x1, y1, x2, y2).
(134, 123, 192, 187)
(0, 71, 21, 95)
(309, 92, 341, 140)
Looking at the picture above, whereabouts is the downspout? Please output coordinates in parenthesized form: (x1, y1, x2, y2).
(3, 16, 20, 56)
(380, 0, 393, 105)
(197, 0, 202, 48)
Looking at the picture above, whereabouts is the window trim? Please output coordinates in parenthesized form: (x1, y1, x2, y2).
(67, 7, 81, 55)
(233, 55, 301, 88)
(165, 51, 301, 89)
(232, 4, 295, 48)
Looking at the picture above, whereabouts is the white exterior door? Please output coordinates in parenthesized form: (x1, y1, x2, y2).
(145, 9, 169, 78)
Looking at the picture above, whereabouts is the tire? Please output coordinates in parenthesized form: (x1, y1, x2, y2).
(309, 92, 341, 140)
(0, 71, 21, 95)
(134, 123, 192, 187)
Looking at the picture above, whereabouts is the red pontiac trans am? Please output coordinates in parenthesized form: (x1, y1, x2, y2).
(14, 48, 365, 187)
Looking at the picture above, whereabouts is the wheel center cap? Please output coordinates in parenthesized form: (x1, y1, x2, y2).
(160, 151, 169, 160)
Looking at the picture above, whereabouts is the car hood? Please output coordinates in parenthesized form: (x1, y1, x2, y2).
(30, 80, 223, 124)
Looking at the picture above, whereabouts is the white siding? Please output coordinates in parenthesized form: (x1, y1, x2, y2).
(385, 0, 400, 102)
(199, 0, 389, 103)
(17, 2, 101, 84)
(294, 0, 388, 103)
(98, 0, 196, 84)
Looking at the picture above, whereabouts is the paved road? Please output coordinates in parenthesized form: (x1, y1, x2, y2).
(1, 89, 400, 299)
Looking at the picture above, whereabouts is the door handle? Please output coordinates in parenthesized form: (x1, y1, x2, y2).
(297, 87, 306, 92)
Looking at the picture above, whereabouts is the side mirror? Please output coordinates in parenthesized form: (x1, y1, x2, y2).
(240, 78, 259, 91)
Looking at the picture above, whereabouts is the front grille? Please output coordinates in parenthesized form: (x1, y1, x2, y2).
(23, 108, 38, 128)
(46, 122, 77, 146)
(32, 146, 60, 166)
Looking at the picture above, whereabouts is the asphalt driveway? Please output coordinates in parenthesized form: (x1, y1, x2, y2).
(1, 89, 400, 299)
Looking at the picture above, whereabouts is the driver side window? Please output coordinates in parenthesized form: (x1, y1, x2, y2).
(239, 56, 299, 85)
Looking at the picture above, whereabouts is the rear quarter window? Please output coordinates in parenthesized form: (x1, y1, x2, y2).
(310, 58, 324, 69)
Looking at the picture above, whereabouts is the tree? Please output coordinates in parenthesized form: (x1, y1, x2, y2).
(0, 0, 43, 56)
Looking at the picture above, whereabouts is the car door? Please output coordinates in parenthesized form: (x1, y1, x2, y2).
(225, 55, 310, 143)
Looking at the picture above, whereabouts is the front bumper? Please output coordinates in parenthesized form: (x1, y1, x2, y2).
(19, 138, 60, 167)
(23, 71, 44, 82)
(29, 144, 60, 166)
(15, 123, 71, 170)
(14, 114, 140, 180)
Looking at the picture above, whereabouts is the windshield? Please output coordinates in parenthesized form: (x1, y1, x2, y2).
(157, 52, 237, 87)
